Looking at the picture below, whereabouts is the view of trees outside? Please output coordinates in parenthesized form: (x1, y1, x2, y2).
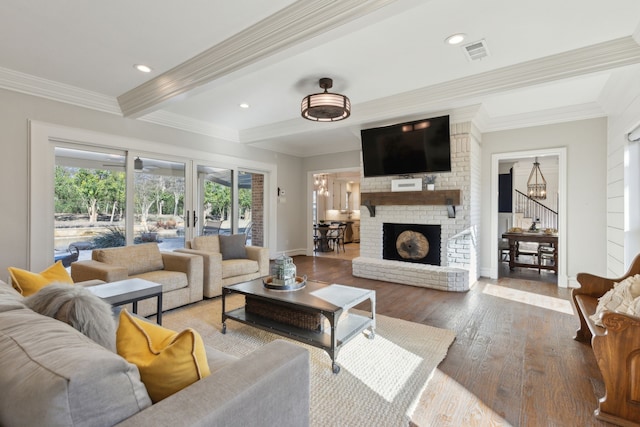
(133, 172, 185, 232)
(202, 180, 252, 221)
(55, 165, 252, 250)
(55, 166, 125, 223)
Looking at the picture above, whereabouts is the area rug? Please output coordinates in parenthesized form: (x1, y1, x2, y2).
(162, 296, 456, 426)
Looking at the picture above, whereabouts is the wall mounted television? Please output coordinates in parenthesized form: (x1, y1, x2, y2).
(360, 115, 451, 177)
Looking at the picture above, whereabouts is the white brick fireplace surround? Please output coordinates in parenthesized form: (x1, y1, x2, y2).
(352, 122, 481, 292)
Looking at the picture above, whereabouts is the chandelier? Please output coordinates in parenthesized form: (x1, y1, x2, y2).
(301, 78, 351, 122)
(314, 174, 330, 197)
(527, 158, 547, 200)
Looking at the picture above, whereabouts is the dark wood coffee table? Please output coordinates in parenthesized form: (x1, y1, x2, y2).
(222, 278, 376, 374)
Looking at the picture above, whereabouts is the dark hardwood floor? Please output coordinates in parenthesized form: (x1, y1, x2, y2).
(291, 255, 612, 426)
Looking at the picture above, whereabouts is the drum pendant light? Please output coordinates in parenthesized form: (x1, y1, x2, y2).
(301, 78, 351, 122)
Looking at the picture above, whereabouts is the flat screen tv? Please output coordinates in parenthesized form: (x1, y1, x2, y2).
(360, 115, 451, 177)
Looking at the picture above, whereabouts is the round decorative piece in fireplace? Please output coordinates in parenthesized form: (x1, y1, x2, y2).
(383, 223, 441, 265)
(396, 230, 429, 260)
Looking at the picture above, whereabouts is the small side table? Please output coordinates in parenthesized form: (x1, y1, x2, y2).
(87, 278, 163, 324)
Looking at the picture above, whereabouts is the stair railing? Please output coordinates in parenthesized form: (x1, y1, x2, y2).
(514, 189, 558, 230)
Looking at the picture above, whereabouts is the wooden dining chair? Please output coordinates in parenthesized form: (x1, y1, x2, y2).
(329, 224, 347, 253)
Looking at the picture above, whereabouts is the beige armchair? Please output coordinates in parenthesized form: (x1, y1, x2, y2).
(71, 243, 203, 316)
(176, 235, 269, 298)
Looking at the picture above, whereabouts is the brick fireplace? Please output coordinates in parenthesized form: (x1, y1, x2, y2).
(352, 121, 480, 292)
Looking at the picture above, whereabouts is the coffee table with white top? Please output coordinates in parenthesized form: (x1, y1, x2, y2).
(222, 278, 376, 374)
(87, 278, 163, 325)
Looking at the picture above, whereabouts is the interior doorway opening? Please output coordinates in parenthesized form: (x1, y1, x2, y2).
(491, 148, 567, 287)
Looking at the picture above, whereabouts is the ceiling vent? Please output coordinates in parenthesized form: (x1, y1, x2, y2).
(462, 39, 489, 61)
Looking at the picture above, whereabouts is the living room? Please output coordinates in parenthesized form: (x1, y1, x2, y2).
(3, 1, 640, 426)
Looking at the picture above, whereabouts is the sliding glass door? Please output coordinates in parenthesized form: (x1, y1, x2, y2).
(192, 165, 265, 246)
(196, 165, 234, 237)
(132, 157, 186, 250)
(54, 147, 127, 265)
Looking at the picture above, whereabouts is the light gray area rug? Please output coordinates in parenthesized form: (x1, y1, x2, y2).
(163, 295, 456, 426)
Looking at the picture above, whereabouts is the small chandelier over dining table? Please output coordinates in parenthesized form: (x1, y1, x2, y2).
(527, 158, 547, 200)
(301, 78, 351, 122)
(314, 174, 330, 197)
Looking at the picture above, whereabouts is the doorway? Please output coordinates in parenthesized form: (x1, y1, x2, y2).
(490, 148, 567, 287)
(309, 169, 361, 260)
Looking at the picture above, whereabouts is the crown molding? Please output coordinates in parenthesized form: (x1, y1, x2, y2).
(354, 36, 640, 121)
(598, 64, 640, 116)
(117, 0, 400, 118)
(0, 66, 121, 114)
(482, 102, 606, 132)
(240, 36, 640, 142)
(139, 110, 239, 142)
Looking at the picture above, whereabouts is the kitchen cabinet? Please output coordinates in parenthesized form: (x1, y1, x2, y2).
(332, 180, 349, 211)
(350, 183, 360, 210)
(332, 181, 361, 211)
(352, 221, 360, 243)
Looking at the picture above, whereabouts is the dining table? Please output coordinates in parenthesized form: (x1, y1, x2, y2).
(501, 231, 558, 273)
(314, 224, 336, 252)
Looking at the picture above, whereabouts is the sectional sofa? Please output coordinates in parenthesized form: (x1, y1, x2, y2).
(0, 280, 310, 426)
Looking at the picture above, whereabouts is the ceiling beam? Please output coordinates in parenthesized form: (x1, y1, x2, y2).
(117, 0, 401, 118)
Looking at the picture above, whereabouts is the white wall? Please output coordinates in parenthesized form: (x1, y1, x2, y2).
(481, 118, 608, 282)
(0, 88, 305, 276)
(0, 85, 620, 286)
(608, 94, 640, 276)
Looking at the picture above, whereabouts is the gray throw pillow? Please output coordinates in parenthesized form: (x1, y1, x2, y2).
(24, 283, 116, 351)
(219, 234, 248, 260)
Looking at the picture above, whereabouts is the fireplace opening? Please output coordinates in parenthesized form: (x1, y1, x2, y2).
(383, 223, 441, 265)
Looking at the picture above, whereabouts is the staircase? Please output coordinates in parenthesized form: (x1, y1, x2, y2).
(514, 189, 558, 230)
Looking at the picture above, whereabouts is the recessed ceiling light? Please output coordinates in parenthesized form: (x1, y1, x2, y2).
(445, 33, 466, 45)
(239, 103, 250, 109)
(134, 64, 152, 73)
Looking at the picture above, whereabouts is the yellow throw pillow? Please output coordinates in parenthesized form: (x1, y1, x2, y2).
(8, 261, 74, 296)
(116, 309, 210, 403)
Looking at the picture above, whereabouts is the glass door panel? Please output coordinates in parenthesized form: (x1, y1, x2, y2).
(197, 165, 233, 237)
(133, 157, 185, 250)
(54, 147, 127, 265)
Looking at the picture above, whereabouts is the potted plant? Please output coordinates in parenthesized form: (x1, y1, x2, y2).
(424, 175, 436, 191)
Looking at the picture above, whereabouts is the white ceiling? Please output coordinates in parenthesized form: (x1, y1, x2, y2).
(2, 0, 640, 157)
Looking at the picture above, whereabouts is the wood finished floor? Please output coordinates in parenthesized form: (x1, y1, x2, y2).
(290, 255, 612, 427)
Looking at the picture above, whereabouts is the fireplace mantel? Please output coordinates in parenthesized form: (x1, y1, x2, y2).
(360, 190, 461, 218)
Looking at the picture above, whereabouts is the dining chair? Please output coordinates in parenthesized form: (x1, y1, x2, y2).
(329, 224, 347, 253)
(313, 227, 320, 251)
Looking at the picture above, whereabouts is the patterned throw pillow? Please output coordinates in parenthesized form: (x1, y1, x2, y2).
(590, 275, 638, 327)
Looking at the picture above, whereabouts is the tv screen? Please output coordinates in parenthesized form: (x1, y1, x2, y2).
(360, 115, 451, 177)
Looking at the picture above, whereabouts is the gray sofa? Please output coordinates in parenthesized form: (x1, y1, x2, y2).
(70, 243, 204, 316)
(0, 281, 310, 427)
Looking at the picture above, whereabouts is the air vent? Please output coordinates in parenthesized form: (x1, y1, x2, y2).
(462, 39, 489, 61)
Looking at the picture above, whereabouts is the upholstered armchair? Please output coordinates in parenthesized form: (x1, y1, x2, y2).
(176, 234, 269, 298)
(71, 243, 203, 316)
